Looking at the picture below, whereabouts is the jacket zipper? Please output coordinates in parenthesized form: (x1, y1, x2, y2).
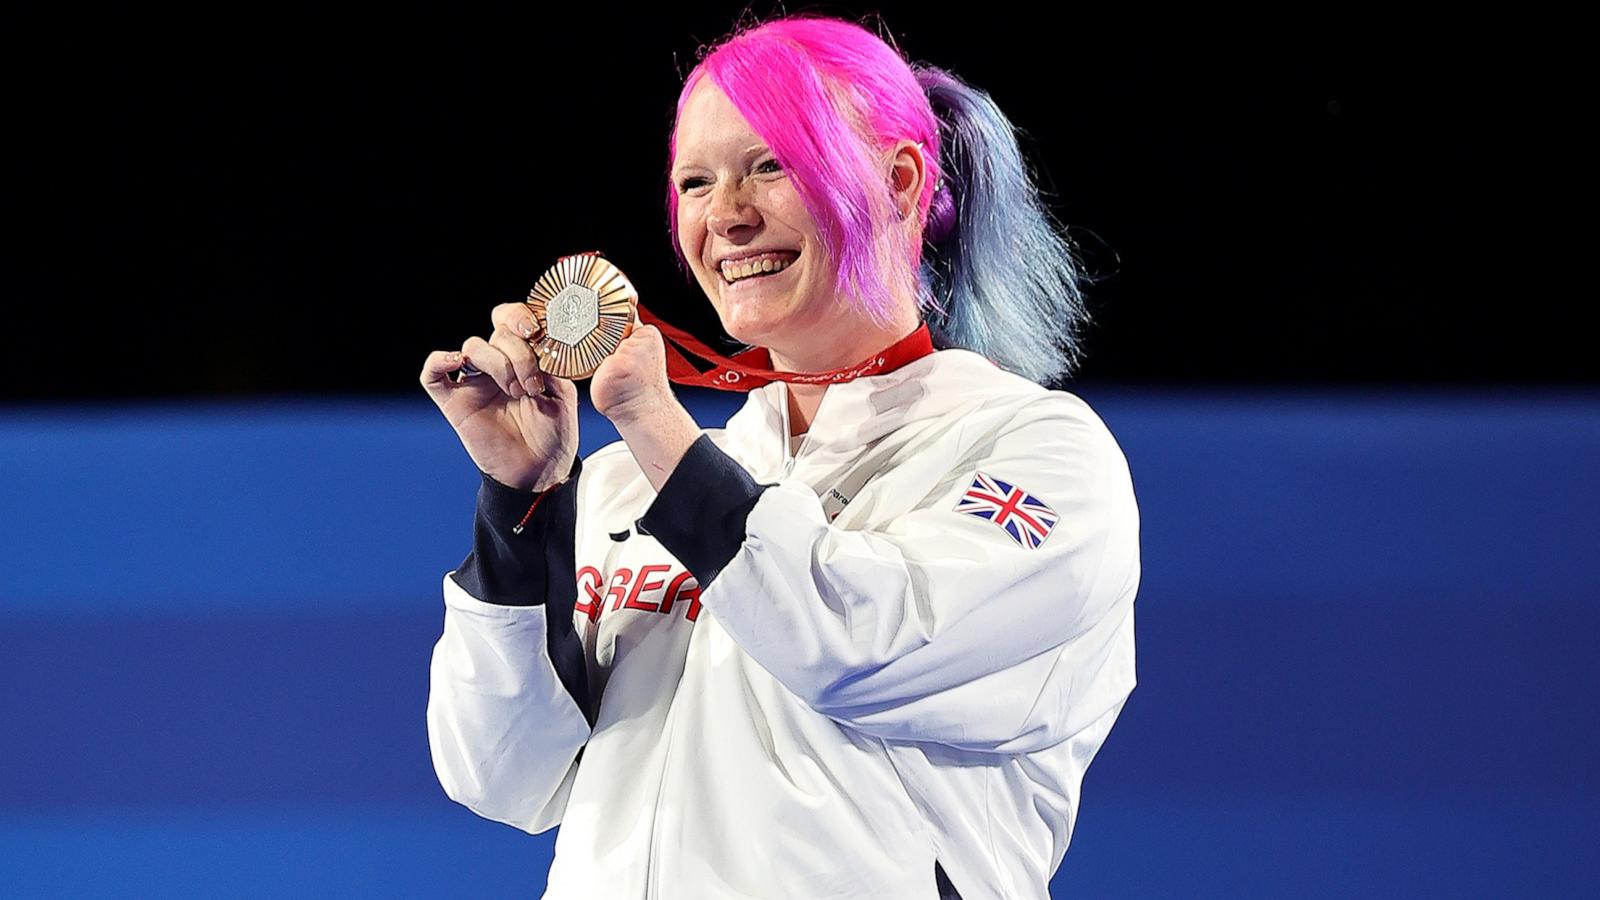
(780, 383, 796, 477)
(781, 381, 828, 478)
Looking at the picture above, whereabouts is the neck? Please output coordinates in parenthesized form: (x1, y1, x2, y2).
(766, 301, 921, 377)
(785, 383, 823, 437)
(770, 310, 923, 437)
(755, 284, 923, 435)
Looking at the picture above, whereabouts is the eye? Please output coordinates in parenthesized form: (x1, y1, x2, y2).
(676, 175, 711, 194)
(756, 158, 784, 175)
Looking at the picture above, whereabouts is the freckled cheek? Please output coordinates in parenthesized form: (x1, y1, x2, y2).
(675, 210, 706, 272)
(772, 203, 813, 270)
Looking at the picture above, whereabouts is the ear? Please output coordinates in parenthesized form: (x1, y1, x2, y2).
(888, 140, 928, 221)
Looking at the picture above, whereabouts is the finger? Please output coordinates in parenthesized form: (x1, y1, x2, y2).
(420, 350, 468, 390)
(490, 302, 542, 341)
(625, 322, 656, 347)
(461, 335, 523, 399)
(490, 323, 545, 397)
(534, 370, 578, 404)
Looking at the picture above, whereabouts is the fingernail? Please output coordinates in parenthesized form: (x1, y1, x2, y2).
(520, 319, 534, 338)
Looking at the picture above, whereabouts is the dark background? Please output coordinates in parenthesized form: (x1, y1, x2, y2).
(6, 4, 1582, 402)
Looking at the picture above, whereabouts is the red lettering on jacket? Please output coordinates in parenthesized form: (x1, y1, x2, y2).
(604, 568, 633, 612)
(575, 566, 605, 623)
(661, 570, 702, 622)
(625, 564, 671, 612)
(575, 565, 701, 623)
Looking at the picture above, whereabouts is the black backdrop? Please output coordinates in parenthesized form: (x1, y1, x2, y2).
(7, 4, 1579, 401)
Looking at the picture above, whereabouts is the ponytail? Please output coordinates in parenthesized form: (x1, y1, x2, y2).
(914, 66, 1092, 386)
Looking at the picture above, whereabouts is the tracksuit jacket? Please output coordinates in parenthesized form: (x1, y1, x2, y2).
(426, 346, 1141, 899)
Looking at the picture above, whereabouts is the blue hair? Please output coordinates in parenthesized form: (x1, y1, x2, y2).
(914, 65, 1092, 386)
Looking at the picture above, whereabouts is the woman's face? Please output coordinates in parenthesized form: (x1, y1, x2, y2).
(670, 80, 840, 352)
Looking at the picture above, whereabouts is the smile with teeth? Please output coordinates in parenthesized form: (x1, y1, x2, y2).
(719, 251, 799, 284)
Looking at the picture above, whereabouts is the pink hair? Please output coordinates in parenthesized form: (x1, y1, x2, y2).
(666, 16, 943, 329)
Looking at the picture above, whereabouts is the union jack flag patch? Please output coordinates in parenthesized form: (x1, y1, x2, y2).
(953, 471, 1060, 549)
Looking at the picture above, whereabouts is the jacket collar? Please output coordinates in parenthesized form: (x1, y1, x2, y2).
(720, 348, 1036, 476)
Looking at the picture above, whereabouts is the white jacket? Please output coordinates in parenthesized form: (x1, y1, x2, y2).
(427, 347, 1141, 900)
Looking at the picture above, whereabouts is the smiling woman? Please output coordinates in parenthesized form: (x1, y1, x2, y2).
(668, 79, 920, 396)
(420, 13, 1139, 900)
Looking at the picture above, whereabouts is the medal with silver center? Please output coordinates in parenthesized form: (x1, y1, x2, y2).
(525, 253, 638, 379)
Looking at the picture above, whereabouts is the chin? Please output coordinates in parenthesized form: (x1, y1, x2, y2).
(702, 291, 782, 347)
(719, 311, 784, 349)
(698, 263, 826, 353)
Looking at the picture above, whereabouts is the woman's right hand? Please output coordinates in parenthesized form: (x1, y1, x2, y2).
(420, 302, 580, 492)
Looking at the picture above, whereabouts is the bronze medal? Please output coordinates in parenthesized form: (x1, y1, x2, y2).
(524, 252, 639, 379)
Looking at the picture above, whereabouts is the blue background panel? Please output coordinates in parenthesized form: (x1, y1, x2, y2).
(2, 389, 1597, 896)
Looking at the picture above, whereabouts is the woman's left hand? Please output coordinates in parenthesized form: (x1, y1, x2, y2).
(592, 323, 704, 491)
(591, 323, 675, 426)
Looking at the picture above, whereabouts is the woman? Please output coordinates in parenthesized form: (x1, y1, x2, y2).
(419, 16, 1139, 900)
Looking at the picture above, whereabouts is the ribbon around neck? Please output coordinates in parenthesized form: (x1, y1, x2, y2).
(635, 301, 935, 393)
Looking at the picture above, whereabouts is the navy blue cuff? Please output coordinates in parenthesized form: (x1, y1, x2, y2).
(449, 455, 594, 727)
(451, 455, 583, 607)
(638, 433, 772, 589)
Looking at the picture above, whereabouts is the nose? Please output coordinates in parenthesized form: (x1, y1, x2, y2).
(706, 181, 760, 237)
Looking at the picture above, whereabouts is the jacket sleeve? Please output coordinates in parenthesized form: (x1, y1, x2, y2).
(426, 455, 594, 834)
(637, 399, 1140, 754)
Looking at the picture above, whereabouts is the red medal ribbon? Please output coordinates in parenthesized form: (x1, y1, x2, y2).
(635, 301, 936, 393)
